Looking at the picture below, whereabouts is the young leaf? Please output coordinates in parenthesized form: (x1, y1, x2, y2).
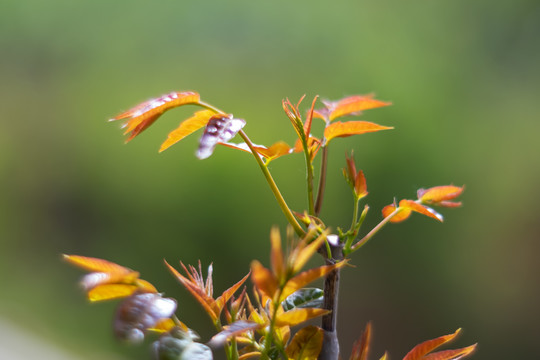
(399, 199, 443, 222)
(220, 141, 293, 162)
(281, 261, 348, 302)
(350, 322, 371, 360)
(135, 279, 159, 293)
(403, 328, 462, 360)
(324, 121, 393, 144)
(422, 344, 477, 360)
(164, 260, 220, 322)
(270, 227, 285, 281)
(87, 283, 139, 302)
(382, 204, 412, 223)
(110, 91, 200, 141)
(281, 288, 324, 311)
(290, 230, 329, 274)
(303, 95, 319, 138)
(418, 185, 464, 208)
(283, 98, 306, 141)
(196, 114, 246, 159)
(275, 307, 330, 327)
(355, 170, 368, 199)
(328, 95, 392, 121)
(285, 325, 323, 360)
(255, 141, 293, 161)
(293, 136, 321, 160)
(147, 318, 176, 334)
(250, 260, 278, 300)
(215, 271, 251, 311)
(239, 352, 262, 360)
(63, 254, 132, 275)
(207, 320, 262, 349)
(159, 109, 216, 152)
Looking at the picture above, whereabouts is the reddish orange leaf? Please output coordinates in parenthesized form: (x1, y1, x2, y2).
(303, 95, 319, 138)
(403, 329, 462, 360)
(87, 283, 138, 302)
(418, 185, 464, 208)
(382, 204, 412, 223)
(63, 254, 132, 275)
(111, 91, 200, 141)
(324, 121, 393, 143)
(355, 170, 368, 198)
(215, 271, 251, 311)
(286, 325, 323, 360)
(422, 344, 477, 360)
(350, 322, 372, 360)
(281, 260, 347, 302)
(250, 260, 278, 299)
(329, 95, 392, 121)
(293, 136, 321, 160)
(276, 308, 330, 327)
(345, 152, 357, 183)
(164, 260, 219, 321)
(399, 199, 443, 222)
(159, 109, 216, 152)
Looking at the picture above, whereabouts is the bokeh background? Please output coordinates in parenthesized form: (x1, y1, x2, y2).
(1, 0, 539, 359)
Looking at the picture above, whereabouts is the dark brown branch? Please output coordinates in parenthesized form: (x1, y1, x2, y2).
(319, 242, 343, 360)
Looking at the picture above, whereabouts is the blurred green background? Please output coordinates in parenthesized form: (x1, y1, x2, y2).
(1, 0, 539, 359)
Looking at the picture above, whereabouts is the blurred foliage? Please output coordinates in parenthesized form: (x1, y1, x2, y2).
(1, 0, 539, 359)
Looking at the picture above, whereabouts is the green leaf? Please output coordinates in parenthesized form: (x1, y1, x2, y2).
(281, 288, 324, 311)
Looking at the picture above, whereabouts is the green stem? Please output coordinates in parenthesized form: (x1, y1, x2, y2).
(238, 130, 305, 237)
(350, 197, 360, 233)
(350, 207, 402, 252)
(314, 146, 328, 216)
(197, 101, 305, 237)
(303, 141, 315, 215)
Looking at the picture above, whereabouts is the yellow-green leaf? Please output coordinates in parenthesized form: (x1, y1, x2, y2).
(285, 325, 323, 360)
